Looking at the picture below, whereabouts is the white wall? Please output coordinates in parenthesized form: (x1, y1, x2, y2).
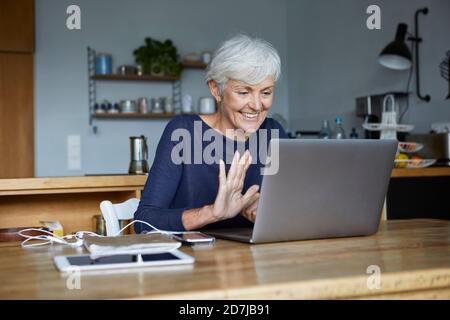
(34, 0, 289, 176)
(286, 0, 450, 134)
(35, 0, 450, 177)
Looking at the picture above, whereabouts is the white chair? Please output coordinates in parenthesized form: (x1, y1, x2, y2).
(100, 198, 140, 236)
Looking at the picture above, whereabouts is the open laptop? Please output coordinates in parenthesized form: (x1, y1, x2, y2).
(204, 139, 398, 243)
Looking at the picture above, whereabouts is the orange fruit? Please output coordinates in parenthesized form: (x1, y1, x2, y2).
(411, 155, 422, 166)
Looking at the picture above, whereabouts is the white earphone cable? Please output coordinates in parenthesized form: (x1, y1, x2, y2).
(17, 220, 190, 248)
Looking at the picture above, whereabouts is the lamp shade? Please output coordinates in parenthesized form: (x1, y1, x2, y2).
(378, 23, 412, 70)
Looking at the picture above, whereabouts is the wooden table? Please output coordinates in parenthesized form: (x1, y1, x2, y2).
(1, 219, 449, 299)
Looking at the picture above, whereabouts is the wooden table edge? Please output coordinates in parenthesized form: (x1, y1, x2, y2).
(124, 267, 450, 300)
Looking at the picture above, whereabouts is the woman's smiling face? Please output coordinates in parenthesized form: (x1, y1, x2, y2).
(209, 77, 275, 134)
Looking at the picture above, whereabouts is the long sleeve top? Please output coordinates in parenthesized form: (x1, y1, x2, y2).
(134, 114, 287, 233)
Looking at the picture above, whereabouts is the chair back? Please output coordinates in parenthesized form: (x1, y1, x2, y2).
(99, 198, 140, 236)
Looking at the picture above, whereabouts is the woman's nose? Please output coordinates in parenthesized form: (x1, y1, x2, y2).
(249, 94, 263, 111)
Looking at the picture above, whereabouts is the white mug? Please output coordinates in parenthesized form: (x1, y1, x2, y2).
(164, 97, 174, 113)
(199, 97, 216, 114)
(181, 94, 193, 113)
(201, 51, 212, 64)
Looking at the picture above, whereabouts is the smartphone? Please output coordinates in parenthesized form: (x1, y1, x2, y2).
(53, 249, 194, 272)
(170, 232, 215, 244)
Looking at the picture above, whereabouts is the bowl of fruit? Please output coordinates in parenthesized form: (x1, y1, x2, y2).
(395, 153, 436, 168)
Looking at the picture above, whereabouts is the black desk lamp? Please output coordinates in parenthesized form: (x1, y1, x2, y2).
(440, 51, 450, 99)
(378, 23, 412, 70)
(378, 8, 430, 102)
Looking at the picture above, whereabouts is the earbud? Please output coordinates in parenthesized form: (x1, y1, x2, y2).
(75, 231, 85, 239)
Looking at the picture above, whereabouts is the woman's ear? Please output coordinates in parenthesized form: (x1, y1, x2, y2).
(207, 80, 222, 103)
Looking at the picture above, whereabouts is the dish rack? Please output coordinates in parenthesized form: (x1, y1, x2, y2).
(395, 142, 436, 168)
(362, 94, 414, 139)
(362, 123, 414, 132)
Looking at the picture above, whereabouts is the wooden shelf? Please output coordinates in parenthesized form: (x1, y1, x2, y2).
(182, 60, 207, 69)
(92, 74, 179, 81)
(93, 112, 177, 119)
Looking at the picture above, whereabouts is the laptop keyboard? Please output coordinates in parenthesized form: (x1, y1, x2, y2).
(204, 227, 253, 239)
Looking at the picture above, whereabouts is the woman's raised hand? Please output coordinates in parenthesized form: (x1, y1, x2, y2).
(211, 151, 259, 222)
(240, 191, 260, 222)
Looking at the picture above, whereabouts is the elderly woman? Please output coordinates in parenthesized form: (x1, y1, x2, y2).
(134, 34, 287, 233)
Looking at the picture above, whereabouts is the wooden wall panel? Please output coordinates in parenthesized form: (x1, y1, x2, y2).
(0, 52, 34, 178)
(0, 0, 35, 53)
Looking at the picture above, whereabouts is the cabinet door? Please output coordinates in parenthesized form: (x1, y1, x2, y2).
(0, 0, 35, 52)
(0, 52, 34, 178)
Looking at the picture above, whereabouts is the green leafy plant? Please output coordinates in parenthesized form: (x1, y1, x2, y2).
(133, 37, 183, 77)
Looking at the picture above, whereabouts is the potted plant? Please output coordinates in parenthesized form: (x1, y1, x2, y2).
(133, 37, 183, 77)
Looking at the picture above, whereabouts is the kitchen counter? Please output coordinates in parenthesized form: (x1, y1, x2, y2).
(1, 168, 449, 233)
(391, 166, 450, 178)
(1, 219, 449, 299)
(0, 175, 148, 195)
(0, 175, 147, 233)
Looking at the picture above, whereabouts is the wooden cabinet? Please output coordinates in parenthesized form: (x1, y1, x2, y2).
(0, 0, 35, 53)
(0, 175, 146, 234)
(0, 53, 34, 178)
(388, 167, 450, 220)
(0, 0, 35, 178)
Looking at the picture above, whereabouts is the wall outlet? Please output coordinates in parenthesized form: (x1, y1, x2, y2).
(67, 135, 81, 170)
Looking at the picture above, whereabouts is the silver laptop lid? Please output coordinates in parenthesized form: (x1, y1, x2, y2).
(251, 139, 397, 243)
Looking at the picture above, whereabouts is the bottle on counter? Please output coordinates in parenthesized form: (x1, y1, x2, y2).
(350, 127, 359, 139)
(332, 116, 346, 139)
(318, 120, 332, 139)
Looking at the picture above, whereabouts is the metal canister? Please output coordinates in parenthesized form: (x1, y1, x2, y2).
(120, 100, 137, 113)
(164, 97, 174, 113)
(137, 64, 143, 76)
(152, 97, 164, 113)
(128, 135, 149, 174)
(95, 53, 112, 75)
(93, 215, 107, 236)
(137, 97, 149, 113)
(119, 220, 132, 235)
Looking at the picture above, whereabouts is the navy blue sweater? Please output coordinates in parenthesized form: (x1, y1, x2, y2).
(134, 114, 287, 233)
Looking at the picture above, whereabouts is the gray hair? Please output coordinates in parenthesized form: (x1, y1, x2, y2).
(206, 34, 281, 94)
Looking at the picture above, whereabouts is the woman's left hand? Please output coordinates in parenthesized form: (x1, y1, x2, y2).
(241, 192, 260, 222)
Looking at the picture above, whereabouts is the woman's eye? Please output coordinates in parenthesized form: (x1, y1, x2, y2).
(262, 91, 272, 96)
(238, 92, 249, 95)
